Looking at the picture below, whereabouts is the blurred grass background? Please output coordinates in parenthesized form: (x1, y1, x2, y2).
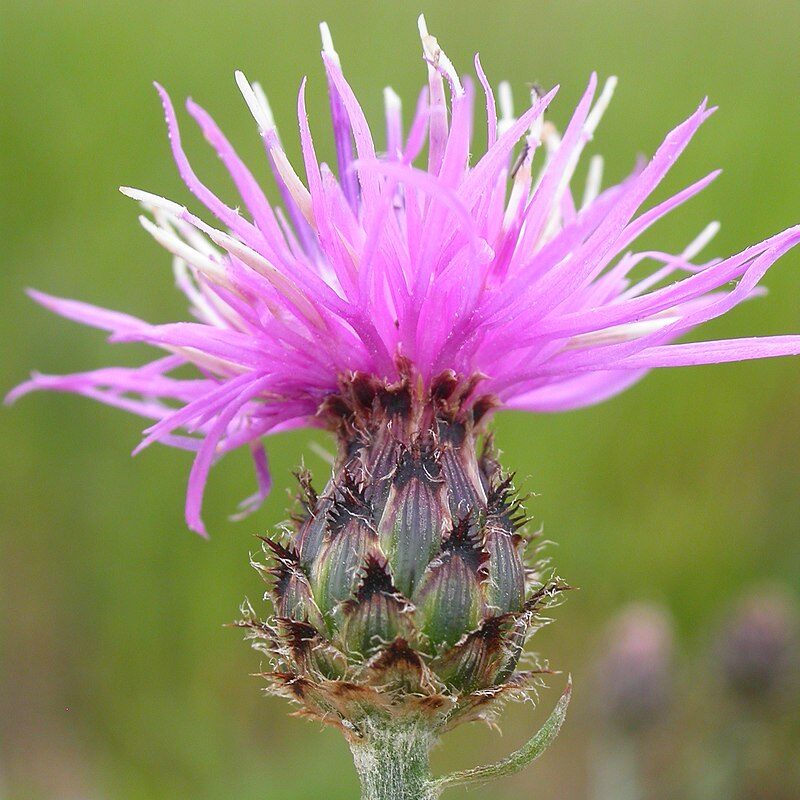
(1, 1, 798, 798)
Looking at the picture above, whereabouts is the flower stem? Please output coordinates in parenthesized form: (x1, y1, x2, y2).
(348, 680, 572, 799)
(348, 717, 439, 800)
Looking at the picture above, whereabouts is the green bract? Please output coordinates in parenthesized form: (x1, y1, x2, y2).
(239, 368, 567, 736)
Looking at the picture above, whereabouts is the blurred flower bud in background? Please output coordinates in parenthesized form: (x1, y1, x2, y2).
(595, 603, 675, 731)
(687, 588, 800, 800)
(716, 587, 799, 701)
(589, 604, 676, 800)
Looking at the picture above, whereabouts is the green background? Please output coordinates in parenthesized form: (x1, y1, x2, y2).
(1, 1, 798, 798)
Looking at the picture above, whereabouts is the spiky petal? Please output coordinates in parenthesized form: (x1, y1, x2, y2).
(7, 19, 800, 534)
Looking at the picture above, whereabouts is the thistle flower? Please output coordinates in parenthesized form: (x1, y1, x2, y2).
(7, 15, 800, 799)
(8, 19, 799, 537)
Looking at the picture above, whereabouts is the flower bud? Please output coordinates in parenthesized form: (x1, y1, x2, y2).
(717, 587, 799, 699)
(594, 603, 674, 730)
(240, 369, 568, 732)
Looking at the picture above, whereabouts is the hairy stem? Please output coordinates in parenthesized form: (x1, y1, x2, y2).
(348, 717, 439, 800)
(348, 681, 571, 799)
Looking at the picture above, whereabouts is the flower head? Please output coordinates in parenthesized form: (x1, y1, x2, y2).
(9, 17, 800, 535)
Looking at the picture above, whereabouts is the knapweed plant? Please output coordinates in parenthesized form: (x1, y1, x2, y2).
(9, 17, 799, 800)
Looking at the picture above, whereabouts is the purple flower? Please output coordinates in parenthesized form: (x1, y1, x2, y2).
(8, 18, 800, 535)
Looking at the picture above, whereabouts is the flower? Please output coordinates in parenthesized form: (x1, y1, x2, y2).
(8, 17, 800, 536)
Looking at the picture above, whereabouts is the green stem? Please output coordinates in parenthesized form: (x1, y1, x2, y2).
(348, 717, 439, 800)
